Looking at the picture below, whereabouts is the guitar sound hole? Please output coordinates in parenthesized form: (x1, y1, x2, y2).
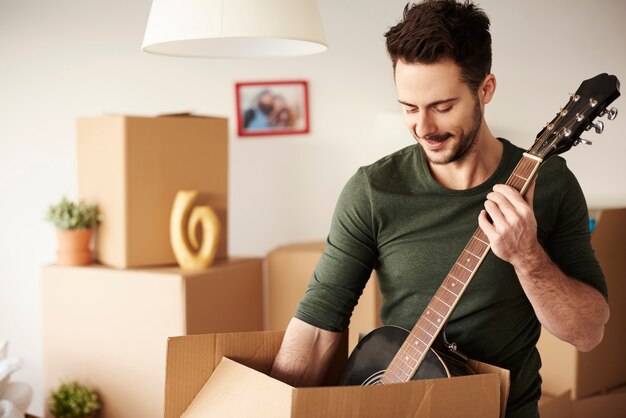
(362, 371, 385, 386)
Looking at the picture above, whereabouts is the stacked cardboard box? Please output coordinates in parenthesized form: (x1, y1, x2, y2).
(42, 260, 263, 418)
(539, 386, 626, 418)
(76, 115, 229, 268)
(267, 242, 381, 351)
(42, 115, 264, 418)
(538, 208, 626, 417)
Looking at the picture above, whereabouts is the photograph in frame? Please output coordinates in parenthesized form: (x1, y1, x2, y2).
(235, 80, 310, 137)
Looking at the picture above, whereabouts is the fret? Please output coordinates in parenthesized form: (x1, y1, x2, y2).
(422, 312, 439, 327)
(394, 360, 415, 377)
(445, 278, 462, 296)
(455, 261, 472, 274)
(398, 351, 416, 369)
(417, 316, 439, 334)
(406, 334, 428, 353)
(433, 294, 452, 309)
(507, 178, 521, 189)
(382, 364, 404, 384)
(423, 307, 444, 326)
(399, 344, 420, 364)
(507, 156, 542, 192)
(466, 238, 487, 257)
(391, 370, 407, 382)
(511, 172, 527, 181)
(450, 263, 470, 283)
(437, 287, 457, 305)
(431, 297, 451, 314)
(416, 322, 435, 338)
(458, 249, 480, 270)
(442, 276, 462, 296)
(413, 327, 432, 344)
(402, 337, 425, 358)
(389, 361, 410, 378)
(386, 363, 409, 382)
(473, 230, 489, 245)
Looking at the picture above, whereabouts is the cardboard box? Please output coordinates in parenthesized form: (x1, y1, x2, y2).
(538, 392, 573, 418)
(539, 386, 626, 418)
(267, 242, 382, 350)
(537, 208, 626, 399)
(164, 330, 510, 418)
(77, 114, 228, 268)
(42, 258, 263, 418)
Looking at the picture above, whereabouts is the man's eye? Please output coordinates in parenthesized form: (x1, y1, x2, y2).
(435, 106, 452, 113)
(405, 107, 418, 114)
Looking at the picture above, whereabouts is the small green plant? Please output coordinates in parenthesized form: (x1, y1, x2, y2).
(49, 381, 101, 418)
(45, 197, 101, 230)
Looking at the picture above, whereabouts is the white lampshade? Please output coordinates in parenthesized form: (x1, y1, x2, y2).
(142, 0, 328, 58)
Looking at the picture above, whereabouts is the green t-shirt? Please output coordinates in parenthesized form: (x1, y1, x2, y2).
(295, 138, 607, 418)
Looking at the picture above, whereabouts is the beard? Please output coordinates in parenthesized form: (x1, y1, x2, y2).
(259, 102, 274, 115)
(415, 97, 483, 166)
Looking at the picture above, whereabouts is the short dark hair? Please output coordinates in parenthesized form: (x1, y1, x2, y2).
(385, 0, 492, 92)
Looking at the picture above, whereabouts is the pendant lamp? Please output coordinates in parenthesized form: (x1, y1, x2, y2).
(142, 0, 328, 58)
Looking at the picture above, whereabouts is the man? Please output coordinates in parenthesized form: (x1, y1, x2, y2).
(243, 90, 275, 129)
(270, 1, 609, 417)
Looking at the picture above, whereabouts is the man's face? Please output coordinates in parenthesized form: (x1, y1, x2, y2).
(395, 59, 484, 166)
(259, 92, 274, 115)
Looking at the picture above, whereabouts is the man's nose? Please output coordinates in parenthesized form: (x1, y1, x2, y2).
(414, 111, 437, 139)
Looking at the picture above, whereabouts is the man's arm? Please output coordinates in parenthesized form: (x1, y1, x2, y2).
(478, 182, 610, 352)
(270, 317, 342, 387)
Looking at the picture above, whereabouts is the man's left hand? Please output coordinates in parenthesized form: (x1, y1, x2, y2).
(478, 181, 540, 265)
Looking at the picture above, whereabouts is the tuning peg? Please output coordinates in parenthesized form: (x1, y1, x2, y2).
(607, 107, 618, 120)
(599, 107, 618, 120)
(586, 120, 604, 134)
(575, 138, 593, 146)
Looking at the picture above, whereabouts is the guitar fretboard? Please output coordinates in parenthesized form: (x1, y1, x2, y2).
(380, 153, 543, 384)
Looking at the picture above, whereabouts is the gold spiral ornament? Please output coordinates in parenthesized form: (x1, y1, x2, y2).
(170, 190, 220, 270)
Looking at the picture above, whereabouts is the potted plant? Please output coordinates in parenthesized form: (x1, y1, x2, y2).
(49, 381, 101, 418)
(45, 197, 101, 266)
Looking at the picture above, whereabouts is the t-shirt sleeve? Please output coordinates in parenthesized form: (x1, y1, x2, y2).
(295, 168, 378, 332)
(544, 162, 608, 300)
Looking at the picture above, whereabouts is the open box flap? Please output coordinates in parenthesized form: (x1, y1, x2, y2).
(468, 358, 510, 418)
(182, 357, 293, 418)
(164, 331, 286, 418)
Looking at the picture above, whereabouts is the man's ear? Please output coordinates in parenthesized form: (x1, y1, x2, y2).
(480, 74, 496, 105)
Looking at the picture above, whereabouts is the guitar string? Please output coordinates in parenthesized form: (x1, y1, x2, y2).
(532, 98, 595, 157)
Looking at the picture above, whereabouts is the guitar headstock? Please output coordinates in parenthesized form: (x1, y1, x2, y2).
(528, 73, 620, 159)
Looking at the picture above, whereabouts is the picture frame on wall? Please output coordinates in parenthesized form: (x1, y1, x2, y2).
(235, 80, 310, 137)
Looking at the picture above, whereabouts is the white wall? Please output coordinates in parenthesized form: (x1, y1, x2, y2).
(1, 0, 624, 415)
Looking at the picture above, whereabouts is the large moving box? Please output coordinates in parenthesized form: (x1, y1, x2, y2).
(267, 242, 382, 350)
(77, 114, 228, 268)
(164, 330, 510, 418)
(42, 258, 263, 418)
(537, 208, 626, 399)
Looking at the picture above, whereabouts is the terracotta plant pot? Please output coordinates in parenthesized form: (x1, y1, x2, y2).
(56, 228, 94, 266)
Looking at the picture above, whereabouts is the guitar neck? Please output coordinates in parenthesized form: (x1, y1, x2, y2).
(380, 152, 543, 384)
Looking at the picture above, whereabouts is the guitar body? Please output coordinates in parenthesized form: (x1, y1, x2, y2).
(338, 325, 473, 386)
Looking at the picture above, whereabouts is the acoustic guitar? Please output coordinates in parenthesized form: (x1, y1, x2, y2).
(339, 73, 620, 386)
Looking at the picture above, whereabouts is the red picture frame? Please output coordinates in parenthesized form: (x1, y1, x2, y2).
(235, 80, 310, 137)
